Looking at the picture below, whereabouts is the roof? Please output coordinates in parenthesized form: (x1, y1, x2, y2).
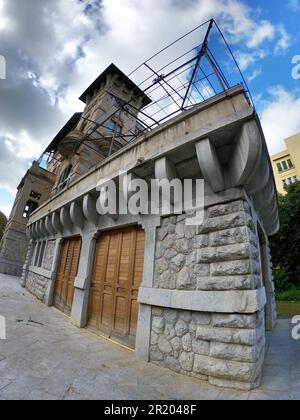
(79, 63, 152, 108)
(44, 113, 82, 154)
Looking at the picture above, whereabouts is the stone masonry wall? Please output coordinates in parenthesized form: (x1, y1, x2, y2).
(25, 240, 56, 302)
(150, 307, 265, 390)
(26, 271, 49, 302)
(150, 199, 271, 390)
(154, 200, 262, 292)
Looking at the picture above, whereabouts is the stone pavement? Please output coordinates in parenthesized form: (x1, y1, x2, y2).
(0, 274, 299, 400)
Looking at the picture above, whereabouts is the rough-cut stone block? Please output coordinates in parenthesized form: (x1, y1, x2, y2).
(152, 316, 164, 334)
(192, 235, 208, 249)
(198, 243, 257, 264)
(196, 326, 262, 346)
(192, 339, 210, 355)
(207, 201, 247, 218)
(208, 375, 261, 391)
(177, 267, 195, 290)
(158, 336, 173, 354)
(182, 333, 192, 351)
(192, 312, 211, 325)
(170, 336, 182, 357)
(175, 320, 189, 337)
(210, 260, 260, 276)
(179, 352, 194, 372)
(199, 212, 249, 234)
(197, 275, 259, 291)
(211, 313, 259, 329)
(210, 339, 265, 363)
(193, 354, 263, 382)
(170, 254, 185, 272)
(193, 264, 210, 277)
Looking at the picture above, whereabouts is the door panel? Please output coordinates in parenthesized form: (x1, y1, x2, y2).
(88, 226, 145, 348)
(53, 237, 82, 316)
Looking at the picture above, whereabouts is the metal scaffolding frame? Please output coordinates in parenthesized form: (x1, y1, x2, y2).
(40, 19, 253, 165)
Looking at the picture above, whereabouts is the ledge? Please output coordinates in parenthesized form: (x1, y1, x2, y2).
(138, 287, 267, 314)
(29, 266, 52, 279)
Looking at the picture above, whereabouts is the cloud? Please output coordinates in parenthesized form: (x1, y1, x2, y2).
(288, 0, 300, 11)
(246, 20, 275, 48)
(275, 25, 292, 54)
(260, 86, 300, 155)
(0, 0, 295, 207)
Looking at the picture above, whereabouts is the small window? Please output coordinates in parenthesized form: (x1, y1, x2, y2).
(282, 161, 288, 171)
(288, 177, 292, 185)
(294, 176, 298, 183)
(23, 200, 39, 218)
(57, 164, 72, 192)
(276, 162, 283, 173)
(106, 119, 122, 136)
(30, 191, 42, 200)
(282, 179, 287, 189)
(287, 159, 294, 169)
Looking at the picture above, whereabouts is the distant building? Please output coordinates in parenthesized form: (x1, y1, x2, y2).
(0, 162, 55, 276)
(271, 133, 300, 194)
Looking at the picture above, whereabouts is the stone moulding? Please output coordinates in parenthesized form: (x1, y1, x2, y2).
(138, 287, 267, 314)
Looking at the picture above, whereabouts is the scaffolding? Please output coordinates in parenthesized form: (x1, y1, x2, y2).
(40, 19, 253, 165)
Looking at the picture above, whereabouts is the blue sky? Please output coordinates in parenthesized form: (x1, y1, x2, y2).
(1, 0, 300, 217)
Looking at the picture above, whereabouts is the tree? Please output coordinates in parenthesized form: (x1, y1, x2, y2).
(269, 182, 300, 291)
(0, 211, 7, 241)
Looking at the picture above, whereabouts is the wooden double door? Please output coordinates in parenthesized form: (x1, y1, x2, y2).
(87, 226, 145, 348)
(53, 237, 82, 316)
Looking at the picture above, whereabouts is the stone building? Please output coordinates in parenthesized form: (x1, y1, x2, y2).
(0, 162, 55, 276)
(21, 63, 279, 390)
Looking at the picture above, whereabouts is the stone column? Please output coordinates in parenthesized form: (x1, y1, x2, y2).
(20, 239, 34, 288)
(71, 228, 97, 328)
(44, 238, 63, 306)
(135, 216, 161, 361)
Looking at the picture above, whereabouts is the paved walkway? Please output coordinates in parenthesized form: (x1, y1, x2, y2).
(0, 274, 299, 400)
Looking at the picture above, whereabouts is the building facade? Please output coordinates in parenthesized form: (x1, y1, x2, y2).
(20, 64, 279, 391)
(0, 162, 56, 276)
(271, 133, 300, 194)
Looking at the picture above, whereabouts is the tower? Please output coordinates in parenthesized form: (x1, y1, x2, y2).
(0, 162, 56, 276)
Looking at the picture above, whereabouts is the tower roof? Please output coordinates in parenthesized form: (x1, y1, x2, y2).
(79, 63, 151, 108)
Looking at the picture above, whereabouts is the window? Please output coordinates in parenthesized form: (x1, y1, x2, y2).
(34, 241, 47, 267)
(57, 164, 72, 192)
(30, 191, 42, 200)
(282, 179, 287, 189)
(282, 160, 288, 171)
(23, 200, 38, 218)
(277, 162, 283, 173)
(106, 119, 122, 136)
(293, 176, 298, 183)
(287, 159, 294, 169)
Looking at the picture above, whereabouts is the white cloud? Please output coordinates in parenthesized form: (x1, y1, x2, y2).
(260, 86, 300, 155)
(0, 203, 12, 218)
(275, 25, 292, 54)
(0, 0, 295, 210)
(288, 0, 300, 11)
(246, 20, 275, 48)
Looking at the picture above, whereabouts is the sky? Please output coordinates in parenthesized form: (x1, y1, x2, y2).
(0, 0, 300, 217)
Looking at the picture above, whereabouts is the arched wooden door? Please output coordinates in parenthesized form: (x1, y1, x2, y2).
(53, 237, 82, 316)
(87, 226, 145, 348)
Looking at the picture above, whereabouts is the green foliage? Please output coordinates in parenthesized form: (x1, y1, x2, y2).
(270, 182, 300, 291)
(0, 211, 7, 241)
(276, 288, 300, 302)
